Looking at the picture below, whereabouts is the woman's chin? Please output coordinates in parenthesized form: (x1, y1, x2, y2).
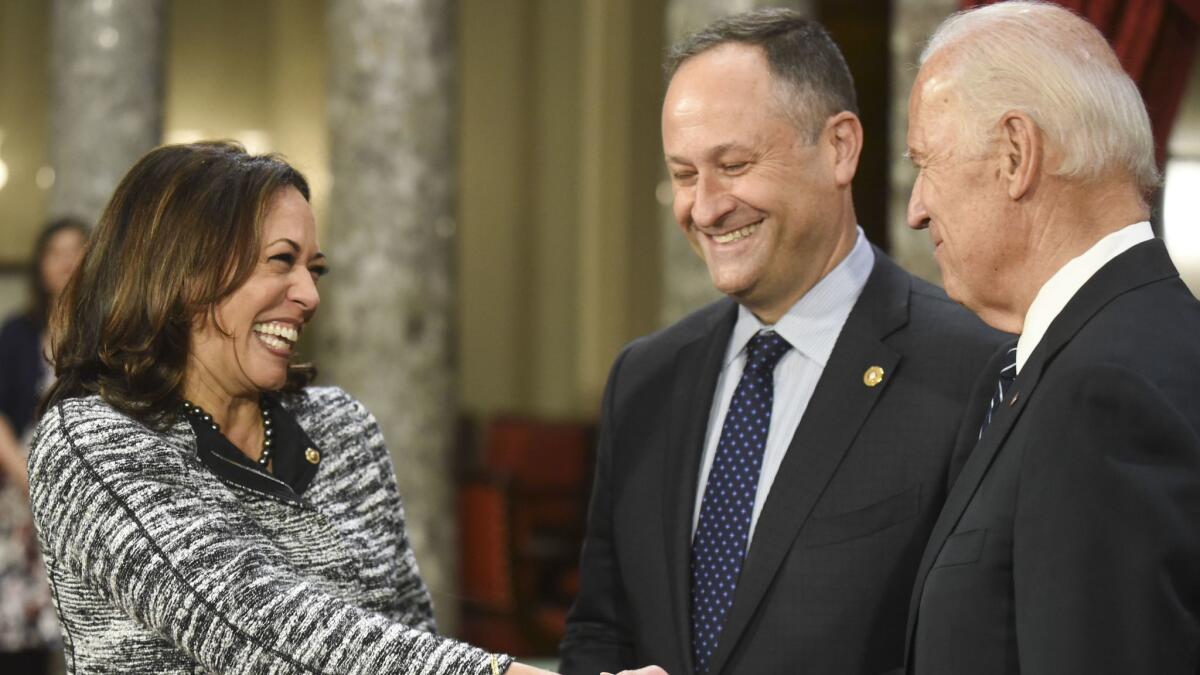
(245, 364, 291, 394)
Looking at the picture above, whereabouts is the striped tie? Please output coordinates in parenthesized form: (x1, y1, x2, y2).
(978, 346, 1018, 439)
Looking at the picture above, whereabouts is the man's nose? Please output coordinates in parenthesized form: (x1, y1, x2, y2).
(690, 173, 736, 230)
(906, 177, 931, 230)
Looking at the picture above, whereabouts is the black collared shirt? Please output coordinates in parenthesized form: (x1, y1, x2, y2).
(185, 395, 321, 507)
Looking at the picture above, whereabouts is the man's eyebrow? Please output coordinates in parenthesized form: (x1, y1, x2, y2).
(666, 142, 751, 165)
(708, 142, 751, 159)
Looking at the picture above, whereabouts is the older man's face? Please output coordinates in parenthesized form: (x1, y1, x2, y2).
(662, 43, 847, 319)
(906, 61, 1012, 319)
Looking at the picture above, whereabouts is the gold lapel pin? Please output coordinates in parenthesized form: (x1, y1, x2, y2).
(863, 365, 885, 387)
(305, 447, 321, 464)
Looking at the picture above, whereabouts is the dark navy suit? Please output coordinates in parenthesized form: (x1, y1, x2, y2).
(905, 240, 1200, 674)
(561, 248, 1006, 675)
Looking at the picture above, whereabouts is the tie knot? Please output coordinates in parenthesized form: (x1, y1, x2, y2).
(745, 331, 791, 374)
(999, 346, 1018, 384)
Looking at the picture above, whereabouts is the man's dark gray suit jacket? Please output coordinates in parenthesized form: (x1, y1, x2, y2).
(903, 239, 1200, 674)
(559, 248, 1006, 675)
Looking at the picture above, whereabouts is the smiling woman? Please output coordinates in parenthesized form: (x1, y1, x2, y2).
(44, 142, 320, 427)
(28, 142, 549, 675)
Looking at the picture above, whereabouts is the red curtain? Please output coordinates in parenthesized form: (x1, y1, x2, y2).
(965, 0, 1200, 169)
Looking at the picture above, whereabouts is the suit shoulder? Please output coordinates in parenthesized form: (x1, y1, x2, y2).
(598, 299, 732, 403)
(1087, 275, 1200, 342)
(621, 298, 733, 363)
(1023, 361, 1200, 471)
(1056, 278, 1200, 406)
(1060, 277, 1200, 371)
(906, 275, 1010, 351)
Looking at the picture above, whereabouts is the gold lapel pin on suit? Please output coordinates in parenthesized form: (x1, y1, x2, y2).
(863, 366, 885, 387)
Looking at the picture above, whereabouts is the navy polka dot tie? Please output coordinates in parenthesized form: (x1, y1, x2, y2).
(690, 330, 791, 673)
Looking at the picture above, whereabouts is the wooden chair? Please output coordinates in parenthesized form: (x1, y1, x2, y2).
(457, 416, 594, 656)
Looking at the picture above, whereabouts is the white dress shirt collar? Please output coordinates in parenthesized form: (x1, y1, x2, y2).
(726, 227, 875, 368)
(1016, 221, 1153, 373)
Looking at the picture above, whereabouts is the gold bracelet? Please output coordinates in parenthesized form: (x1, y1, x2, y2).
(490, 654, 500, 675)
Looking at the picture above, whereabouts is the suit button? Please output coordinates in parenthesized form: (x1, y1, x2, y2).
(305, 447, 321, 464)
(863, 365, 885, 387)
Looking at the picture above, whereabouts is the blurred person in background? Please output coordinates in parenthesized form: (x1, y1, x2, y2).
(30, 141, 554, 675)
(0, 216, 87, 674)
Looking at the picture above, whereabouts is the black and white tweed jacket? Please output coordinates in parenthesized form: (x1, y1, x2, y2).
(29, 386, 511, 674)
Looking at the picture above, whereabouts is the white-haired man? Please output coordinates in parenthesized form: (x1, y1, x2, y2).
(901, 2, 1200, 673)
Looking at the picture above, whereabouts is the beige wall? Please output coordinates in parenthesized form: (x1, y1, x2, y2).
(0, 0, 51, 265)
(164, 0, 329, 229)
(458, 0, 665, 420)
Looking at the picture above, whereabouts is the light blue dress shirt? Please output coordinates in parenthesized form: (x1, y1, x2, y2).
(692, 228, 875, 540)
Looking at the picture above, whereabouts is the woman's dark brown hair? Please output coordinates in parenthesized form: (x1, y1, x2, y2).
(41, 141, 314, 428)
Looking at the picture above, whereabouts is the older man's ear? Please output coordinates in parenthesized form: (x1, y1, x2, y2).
(998, 110, 1042, 201)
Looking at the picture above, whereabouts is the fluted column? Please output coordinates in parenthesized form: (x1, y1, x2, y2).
(48, 0, 164, 223)
(321, 0, 458, 630)
(888, 0, 957, 283)
(659, 0, 815, 326)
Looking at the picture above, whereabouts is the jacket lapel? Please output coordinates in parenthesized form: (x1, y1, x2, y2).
(902, 239, 1181, 667)
(706, 250, 910, 675)
(662, 300, 737, 675)
(901, 343, 1037, 665)
(945, 343, 1013, 490)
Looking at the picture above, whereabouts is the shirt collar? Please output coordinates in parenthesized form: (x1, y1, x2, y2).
(1016, 221, 1153, 373)
(186, 393, 323, 506)
(725, 227, 875, 368)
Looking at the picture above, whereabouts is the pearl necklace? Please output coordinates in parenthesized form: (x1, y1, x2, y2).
(181, 399, 275, 469)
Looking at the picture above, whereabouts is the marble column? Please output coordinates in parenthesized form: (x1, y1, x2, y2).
(888, 0, 957, 283)
(321, 0, 459, 630)
(659, 0, 815, 326)
(48, 0, 164, 224)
